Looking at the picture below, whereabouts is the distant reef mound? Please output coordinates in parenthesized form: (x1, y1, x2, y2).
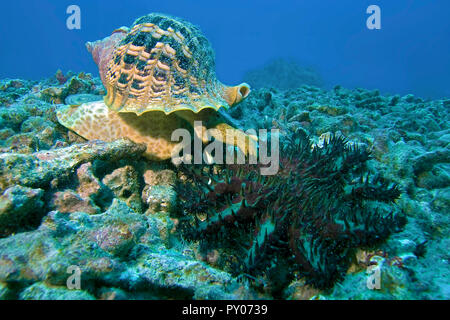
(243, 58, 324, 90)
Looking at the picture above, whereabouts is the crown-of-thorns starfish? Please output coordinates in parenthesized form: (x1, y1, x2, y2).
(57, 13, 256, 160)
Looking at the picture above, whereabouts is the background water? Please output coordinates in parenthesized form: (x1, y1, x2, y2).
(0, 0, 449, 98)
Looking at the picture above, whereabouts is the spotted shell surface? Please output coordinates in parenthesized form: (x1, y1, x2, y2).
(104, 13, 230, 115)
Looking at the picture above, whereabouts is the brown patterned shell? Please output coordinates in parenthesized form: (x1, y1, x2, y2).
(103, 13, 233, 115)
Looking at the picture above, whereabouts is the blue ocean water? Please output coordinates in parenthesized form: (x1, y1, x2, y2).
(0, 0, 449, 98)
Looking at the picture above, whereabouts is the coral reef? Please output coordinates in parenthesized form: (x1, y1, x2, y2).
(0, 186, 44, 237)
(224, 83, 449, 299)
(0, 79, 36, 106)
(0, 139, 146, 190)
(0, 139, 146, 238)
(0, 199, 252, 299)
(39, 72, 103, 105)
(176, 130, 406, 292)
(0, 59, 448, 299)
